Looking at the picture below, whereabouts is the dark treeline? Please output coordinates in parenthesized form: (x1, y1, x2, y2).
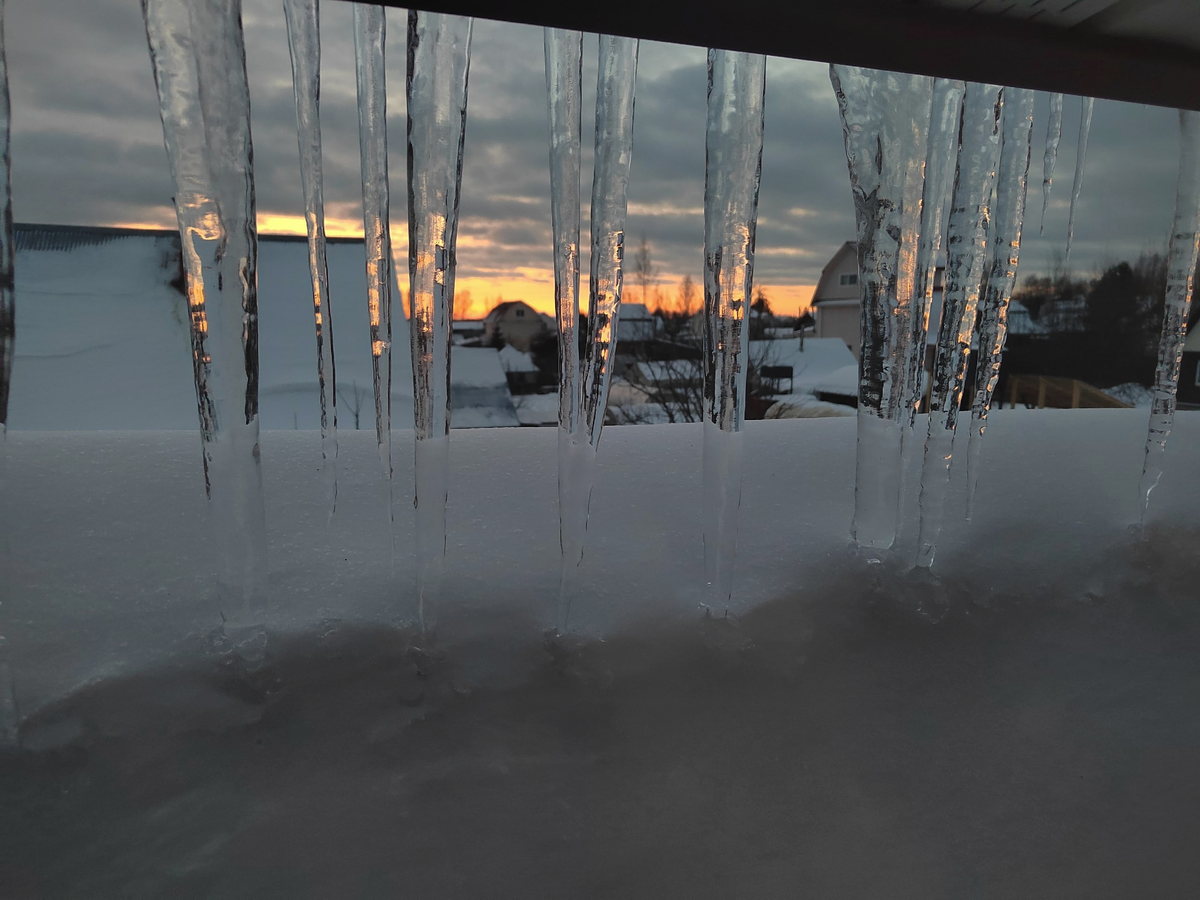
(1005, 252, 1169, 389)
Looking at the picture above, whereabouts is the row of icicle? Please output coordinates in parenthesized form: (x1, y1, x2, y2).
(0, 2, 1192, 645)
(836, 67, 1200, 568)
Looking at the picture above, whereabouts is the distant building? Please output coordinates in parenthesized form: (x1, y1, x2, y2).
(497, 344, 542, 394)
(451, 319, 485, 345)
(810, 241, 944, 362)
(483, 300, 546, 351)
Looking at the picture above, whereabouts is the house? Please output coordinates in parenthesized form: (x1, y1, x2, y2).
(482, 299, 546, 350)
(810, 241, 945, 362)
(451, 319, 485, 345)
(749, 336, 856, 397)
(617, 302, 658, 343)
(1179, 320, 1200, 408)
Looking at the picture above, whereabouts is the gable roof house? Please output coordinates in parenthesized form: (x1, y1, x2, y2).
(483, 299, 546, 351)
(810, 241, 945, 363)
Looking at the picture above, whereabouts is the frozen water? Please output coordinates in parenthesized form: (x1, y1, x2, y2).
(406, 11, 473, 633)
(915, 83, 1003, 569)
(1065, 96, 1094, 260)
(830, 65, 932, 555)
(1138, 109, 1200, 522)
(352, 3, 392, 489)
(966, 88, 1035, 521)
(543, 27, 585, 624)
(702, 49, 766, 608)
(553, 34, 638, 625)
(1040, 92, 1063, 235)
(284, 0, 338, 519)
(581, 35, 638, 450)
(0, 0, 12, 435)
(143, 0, 268, 606)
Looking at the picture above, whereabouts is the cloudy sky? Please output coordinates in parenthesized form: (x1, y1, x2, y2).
(4, 0, 1185, 318)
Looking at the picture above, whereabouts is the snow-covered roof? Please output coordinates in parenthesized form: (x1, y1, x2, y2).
(8, 225, 518, 430)
(498, 344, 539, 373)
(513, 392, 559, 426)
(621, 302, 654, 320)
(1007, 303, 1050, 336)
(749, 337, 856, 391)
(1185, 321, 1200, 353)
(812, 363, 859, 397)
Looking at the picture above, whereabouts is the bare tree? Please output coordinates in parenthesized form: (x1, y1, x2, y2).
(676, 274, 699, 316)
(337, 379, 367, 430)
(633, 233, 655, 309)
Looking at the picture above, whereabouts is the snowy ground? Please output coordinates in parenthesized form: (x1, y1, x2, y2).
(2, 412, 1199, 896)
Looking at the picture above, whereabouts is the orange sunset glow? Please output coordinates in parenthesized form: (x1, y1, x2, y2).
(109, 211, 816, 319)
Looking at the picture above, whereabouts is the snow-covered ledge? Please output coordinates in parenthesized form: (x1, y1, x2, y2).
(2, 413, 1199, 893)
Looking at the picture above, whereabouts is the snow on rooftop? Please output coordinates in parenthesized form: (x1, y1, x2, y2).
(750, 337, 856, 391)
(9, 228, 518, 430)
(498, 344, 539, 373)
(812, 363, 859, 397)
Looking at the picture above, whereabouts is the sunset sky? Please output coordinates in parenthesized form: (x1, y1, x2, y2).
(4, 0, 1185, 321)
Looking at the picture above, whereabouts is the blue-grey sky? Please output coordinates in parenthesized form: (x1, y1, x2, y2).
(3, 0, 1183, 316)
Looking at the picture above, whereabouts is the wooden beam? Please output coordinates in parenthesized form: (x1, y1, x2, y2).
(365, 1, 1200, 110)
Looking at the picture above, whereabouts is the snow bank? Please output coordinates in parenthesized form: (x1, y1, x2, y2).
(2, 412, 1198, 894)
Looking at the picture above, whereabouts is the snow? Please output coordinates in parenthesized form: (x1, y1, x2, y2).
(1104, 382, 1155, 408)
(497, 343, 539, 373)
(512, 391, 558, 426)
(7, 228, 520, 431)
(2, 411, 1199, 893)
(763, 393, 854, 418)
(812, 362, 859, 397)
(750, 336, 855, 391)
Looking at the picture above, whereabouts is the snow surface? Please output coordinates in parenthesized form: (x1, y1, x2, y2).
(750, 337, 855, 392)
(8, 231, 517, 431)
(2, 412, 1199, 894)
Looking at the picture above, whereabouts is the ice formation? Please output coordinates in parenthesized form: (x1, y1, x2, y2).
(830, 65, 932, 555)
(1138, 109, 1200, 522)
(143, 0, 268, 605)
(406, 11, 473, 633)
(284, 0, 338, 517)
(0, 0, 11, 439)
(1040, 92, 1062, 235)
(1065, 96, 1094, 259)
(551, 34, 638, 627)
(352, 3, 392, 494)
(898, 78, 964, 527)
(702, 49, 766, 608)
(966, 88, 1035, 520)
(543, 28, 587, 625)
(915, 83, 1003, 569)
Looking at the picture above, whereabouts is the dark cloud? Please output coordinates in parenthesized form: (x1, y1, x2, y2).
(4, 0, 1184, 305)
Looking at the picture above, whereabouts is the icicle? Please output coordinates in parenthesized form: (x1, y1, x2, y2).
(1065, 96, 1094, 260)
(143, 0, 268, 606)
(1138, 110, 1200, 523)
(0, 0, 11, 442)
(407, 11, 472, 634)
(965, 88, 1035, 521)
(914, 82, 1003, 569)
(543, 28, 586, 628)
(579, 35, 638, 449)
(352, 4, 392, 500)
(1040, 92, 1062, 236)
(0, 0, 16, 749)
(702, 50, 766, 610)
(830, 65, 932, 556)
(551, 34, 637, 627)
(284, 0, 337, 518)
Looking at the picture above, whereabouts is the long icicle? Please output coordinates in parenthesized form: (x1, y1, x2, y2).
(1138, 110, 1200, 524)
(965, 88, 1035, 522)
(898, 78, 964, 538)
(914, 82, 1003, 569)
(544, 28, 585, 628)
(143, 0, 268, 607)
(284, 0, 337, 517)
(1065, 96, 1094, 260)
(407, 11, 472, 635)
(830, 65, 932, 557)
(0, 0, 16, 749)
(1040, 92, 1062, 235)
(555, 34, 637, 628)
(352, 3, 393, 548)
(702, 49, 766, 611)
